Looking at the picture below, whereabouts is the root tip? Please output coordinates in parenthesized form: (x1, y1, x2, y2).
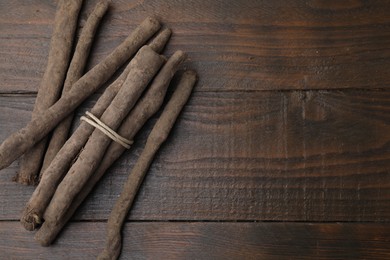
(13, 174, 38, 185)
(35, 231, 51, 247)
(146, 16, 160, 26)
(21, 212, 42, 231)
(183, 70, 198, 80)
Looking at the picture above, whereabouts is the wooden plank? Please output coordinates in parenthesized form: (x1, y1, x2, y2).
(0, 222, 389, 259)
(1, 0, 390, 93)
(1, 90, 389, 221)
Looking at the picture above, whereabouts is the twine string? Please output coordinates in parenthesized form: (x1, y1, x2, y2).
(80, 111, 133, 149)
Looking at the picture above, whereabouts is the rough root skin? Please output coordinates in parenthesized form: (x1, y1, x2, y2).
(41, 46, 165, 237)
(33, 49, 187, 245)
(15, 0, 84, 185)
(0, 17, 161, 171)
(41, 0, 110, 176)
(98, 70, 197, 259)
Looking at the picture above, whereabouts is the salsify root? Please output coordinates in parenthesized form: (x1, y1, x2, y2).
(148, 27, 171, 53)
(41, 0, 110, 177)
(20, 30, 172, 232)
(97, 70, 197, 260)
(42, 45, 165, 232)
(14, 0, 84, 185)
(0, 17, 161, 171)
(33, 50, 186, 242)
(76, 50, 187, 211)
(20, 69, 128, 232)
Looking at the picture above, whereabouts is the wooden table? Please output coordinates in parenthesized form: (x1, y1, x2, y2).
(1, 0, 389, 259)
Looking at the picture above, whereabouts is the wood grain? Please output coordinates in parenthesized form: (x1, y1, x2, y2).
(1, 0, 390, 93)
(1, 90, 389, 221)
(1, 222, 389, 259)
(1, 0, 390, 258)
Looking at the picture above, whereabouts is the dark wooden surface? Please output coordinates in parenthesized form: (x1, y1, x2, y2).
(0, 0, 389, 259)
(1, 222, 390, 259)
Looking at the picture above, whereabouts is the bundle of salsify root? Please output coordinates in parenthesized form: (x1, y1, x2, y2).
(0, 0, 197, 258)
